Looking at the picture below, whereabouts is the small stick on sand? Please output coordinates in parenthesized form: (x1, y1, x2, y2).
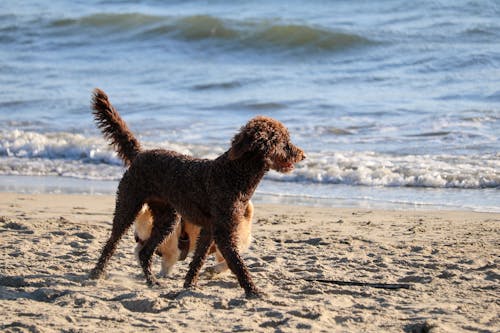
(303, 278, 412, 290)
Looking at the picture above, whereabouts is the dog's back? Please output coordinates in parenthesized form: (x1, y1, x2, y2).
(125, 150, 214, 225)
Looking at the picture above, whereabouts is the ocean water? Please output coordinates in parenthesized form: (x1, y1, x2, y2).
(0, 1, 499, 211)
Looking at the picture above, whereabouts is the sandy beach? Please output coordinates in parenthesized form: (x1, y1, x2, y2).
(0, 192, 498, 332)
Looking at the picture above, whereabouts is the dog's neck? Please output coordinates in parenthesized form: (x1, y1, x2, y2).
(215, 151, 268, 201)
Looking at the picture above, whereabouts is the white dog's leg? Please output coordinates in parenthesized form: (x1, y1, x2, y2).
(134, 242, 144, 266)
(159, 253, 178, 277)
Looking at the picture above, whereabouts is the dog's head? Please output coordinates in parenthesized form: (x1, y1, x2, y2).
(229, 116, 306, 173)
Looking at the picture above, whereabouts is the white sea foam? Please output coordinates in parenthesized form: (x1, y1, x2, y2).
(1, 130, 498, 189)
(0, 129, 120, 165)
(268, 151, 500, 189)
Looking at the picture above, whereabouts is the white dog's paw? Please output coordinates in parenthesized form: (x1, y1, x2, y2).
(204, 263, 228, 278)
(158, 265, 174, 278)
(204, 266, 218, 278)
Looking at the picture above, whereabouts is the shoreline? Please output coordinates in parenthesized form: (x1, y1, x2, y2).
(1, 174, 499, 213)
(1, 192, 498, 332)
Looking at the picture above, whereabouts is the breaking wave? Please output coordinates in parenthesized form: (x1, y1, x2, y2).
(1, 130, 498, 189)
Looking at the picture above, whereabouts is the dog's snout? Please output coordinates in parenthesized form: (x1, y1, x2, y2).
(288, 143, 306, 161)
(294, 146, 306, 161)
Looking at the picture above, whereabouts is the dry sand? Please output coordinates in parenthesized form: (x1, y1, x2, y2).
(0, 192, 498, 332)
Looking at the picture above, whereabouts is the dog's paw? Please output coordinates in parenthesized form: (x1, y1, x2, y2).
(88, 269, 102, 280)
(245, 288, 264, 299)
(183, 280, 197, 290)
(204, 264, 229, 279)
(149, 282, 164, 289)
(158, 267, 174, 279)
(146, 277, 163, 288)
(82, 279, 99, 287)
(204, 266, 219, 278)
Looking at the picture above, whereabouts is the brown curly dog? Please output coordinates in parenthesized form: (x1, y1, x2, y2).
(88, 88, 306, 297)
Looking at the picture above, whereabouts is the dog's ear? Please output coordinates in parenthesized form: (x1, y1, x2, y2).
(229, 131, 252, 160)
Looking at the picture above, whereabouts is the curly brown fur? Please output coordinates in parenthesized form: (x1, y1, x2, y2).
(89, 88, 306, 298)
(91, 89, 141, 166)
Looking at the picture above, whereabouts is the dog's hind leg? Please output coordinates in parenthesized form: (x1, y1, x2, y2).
(184, 227, 213, 289)
(213, 224, 260, 298)
(89, 192, 143, 280)
(139, 202, 179, 286)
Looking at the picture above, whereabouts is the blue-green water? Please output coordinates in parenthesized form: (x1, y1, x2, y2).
(1, 1, 499, 211)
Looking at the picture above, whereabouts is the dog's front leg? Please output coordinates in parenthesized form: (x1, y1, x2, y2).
(184, 227, 213, 289)
(214, 225, 260, 298)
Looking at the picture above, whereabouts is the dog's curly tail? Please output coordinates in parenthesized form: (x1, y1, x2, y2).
(91, 88, 141, 166)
